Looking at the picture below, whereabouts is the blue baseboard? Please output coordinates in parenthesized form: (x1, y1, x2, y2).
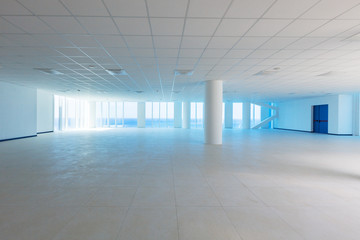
(0, 135, 37, 142)
(274, 128, 353, 136)
(37, 131, 54, 134)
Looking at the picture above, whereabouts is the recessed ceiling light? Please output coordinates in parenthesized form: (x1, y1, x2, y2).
(174, 69, 194, 76)
(106, 69, 128, 76)
(172, 90, 181, 94)
(34, 68, 63, 75)
(135, 90, 143, 93)
(88, 65, 96, 69)
(316, 71, 338, 77)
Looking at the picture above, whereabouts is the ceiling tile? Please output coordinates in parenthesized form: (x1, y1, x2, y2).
(181, 36, 211, 48)
(0, 18, 24, 33)
(277, 19, 328, 37)
(307, 20, 360, 37)
(259, 37, 298, 49)
(224, 49, 252, 58)
(147, 0, 188, 17)
(215, 19, 256, 36)
(78, 17, 118, 34)
(269, 49, 302, 59)
(225, 0, 275, 18)
(4, 16, 54, 33)
(264, 0, 319, 18)
(81, 48, 108, 57)
(150, 18, 184, 36)
(66, 35, 99, 47)
(103, 0, 147, 17)
(207, 37, 239, 49)
(301, 0, 359, 19)
(184, 18, 220, 36)
(17, 0, 70, 15)
(124, 36, 153, 48)
(233, 37, 270, 49)
(179, 48, 203, 58)
(95, 35, 127, 48)
(286, 38, 327, 50)
(156, 49, 179, 58)
(153, 36, 181, 48)
(188, 0, 232, 18)
(0, 1, 31, 15)
(247, 49, 277, 58)
(33, 34, 73, 47)
(114, 17, 150, 35)
(60, 0, 109, 16)
(202, 49, 228, 58)
(40, 16, 87, 34)
(246, 19, 292, 37)
(56, 48, 86, 57)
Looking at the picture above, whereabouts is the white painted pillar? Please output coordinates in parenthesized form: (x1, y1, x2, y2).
(137, 102, 145, 128)
(89, 101, 96, 128)
(261, 103, 270, 129)
(174, 102, 182, 128)
(242, 102, 251, 129)
(224, 102, 233, 129)
(204, 80, 223, 144)
(353, 93, 360, 136)
(182, 101, 190, 129)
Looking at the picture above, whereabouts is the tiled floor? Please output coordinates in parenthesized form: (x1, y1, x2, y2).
(1, 128, 360, 240)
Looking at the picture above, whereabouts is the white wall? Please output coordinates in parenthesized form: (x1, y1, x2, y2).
(0, 82, 37, 140)
(274, 94, 353, 135)
(37, 90, 54, 133)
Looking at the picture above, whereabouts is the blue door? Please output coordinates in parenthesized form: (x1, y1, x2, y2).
(313, 105, 328, 134)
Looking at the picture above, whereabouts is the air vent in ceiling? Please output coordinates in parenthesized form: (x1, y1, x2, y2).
(316, 71, 337, 77)
(174, 69, 194, 76)
(254, 67, 280, 76)
(135, 90, 143, 94)
(106, 69, 128, 76)
(34, 68, 63, 75)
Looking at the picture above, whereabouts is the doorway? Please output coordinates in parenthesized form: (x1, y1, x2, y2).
(313, 104, 328, 134)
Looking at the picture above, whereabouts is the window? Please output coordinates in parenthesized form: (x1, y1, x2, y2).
(54, 95, 89, 130)
(145, 102, 174, 128)
(124, 102, 137, 127)
(233, 103, 243, 128)
(191, 102, 203, 128)
(251, 103, 261, 127)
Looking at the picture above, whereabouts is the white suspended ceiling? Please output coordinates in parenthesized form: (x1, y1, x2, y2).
(1, 0, 360, 101)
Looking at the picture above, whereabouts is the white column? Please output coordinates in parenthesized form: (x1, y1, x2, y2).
(204, 80, 223, 144)
(174, 102, 182, 128)
(89, 101, 96, 128)
(353, 93, 360, 136)
(182, 101, 190, 129)
(242, 102, 251, 129)
(261, 103, 270, 129)
(59, 106, 63, 131)
(224, 102, 233, 129)
(137, 102, 145, 128)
